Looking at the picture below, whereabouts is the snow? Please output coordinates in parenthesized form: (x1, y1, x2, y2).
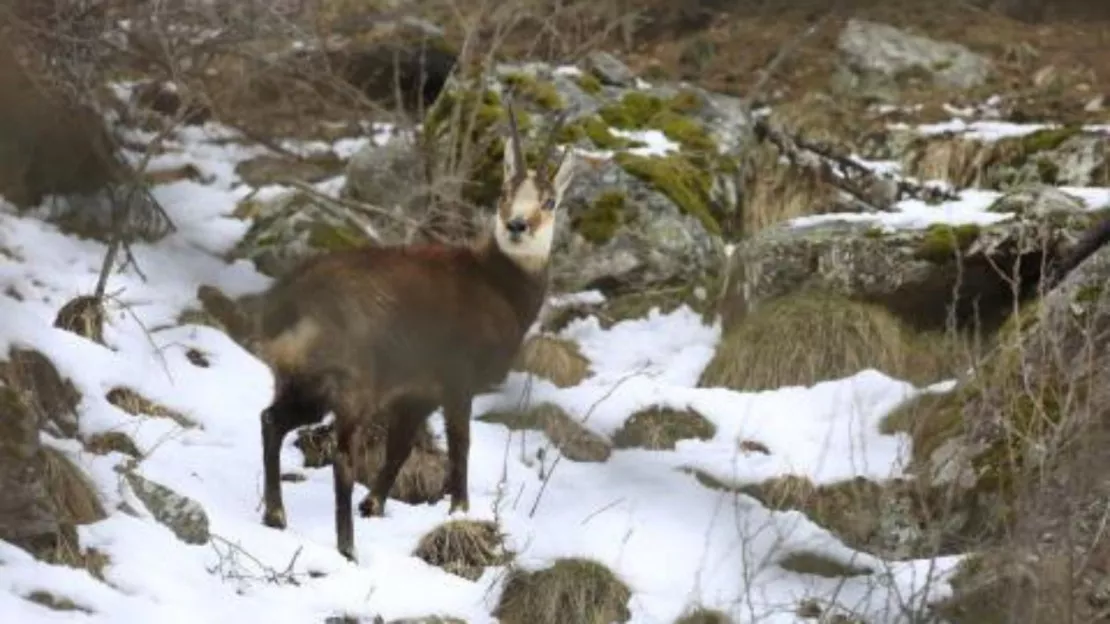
(11, 108, 1084, 623)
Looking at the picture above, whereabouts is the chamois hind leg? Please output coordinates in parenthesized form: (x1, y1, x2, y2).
(261, 378, 327, 530)
(359, 396, 437, 518)
(443, 391, 473, 514)
(332, 412, 361, 562)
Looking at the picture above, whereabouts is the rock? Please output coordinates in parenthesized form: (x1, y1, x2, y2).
(1, 348, 81, 438)
(131, 80, 211, 125)
(231, 188, 375, 277)
(721, 188, 1099, 334)
(125, 472, 211, 545)
(0, 384, 64, 556)
(585, 51, 636, 87)
(833, 19, 991, 97)
(551, 152, 724, 294)
(342, 133, 428, 226)
(235, 152, 344, 188)
(903, 127, 1110, 190)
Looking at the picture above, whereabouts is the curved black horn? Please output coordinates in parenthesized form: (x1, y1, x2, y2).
(504, 94, 528, 186)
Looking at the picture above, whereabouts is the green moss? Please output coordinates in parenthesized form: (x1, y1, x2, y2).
(307, 222, 366, 252)
(574, 73, 603, 95)
(1018, 125, 1082, 154)
(863, 225, 885, 238)
(914, 223, 981, 262)
(655, 111, 716, 153)
(667, 90, 704, 114)
(614, 152, 721, 236)
(598, 91, 667, 129)
(501, 71, 566, 111)
(580, 116, 643, 150)
(1035, 157, 1059, 184)
(422, 86, 536, 208)
(573, 190, 632, 244)
(1075, 283, 1105, 305)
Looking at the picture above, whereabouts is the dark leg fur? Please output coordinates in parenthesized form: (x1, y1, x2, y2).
(261, 380, 328, 530)
(333, 415, 359, 562)
(360, 397, 437, 518)
(443, 392, 473, 514)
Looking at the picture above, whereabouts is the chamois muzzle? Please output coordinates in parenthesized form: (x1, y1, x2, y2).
(505, 218, 528, 237)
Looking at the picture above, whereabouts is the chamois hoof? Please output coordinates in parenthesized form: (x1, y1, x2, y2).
(448, 498, 470, 515)
(339, 545, 358, 564)
(262, 508, 287, 530)
(359, 495, 385, 518)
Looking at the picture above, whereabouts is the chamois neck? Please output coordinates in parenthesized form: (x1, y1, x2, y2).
(473, 233, 550, 329)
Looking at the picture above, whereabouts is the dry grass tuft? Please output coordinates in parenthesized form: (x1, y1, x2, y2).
(41, 446, 106, 527)
(699, 292, 963, 391)
(495, 557, 632, 624)
(42, 538, 111, 581)
(777, 550, 873, 578)
(23, 590, 92, 613)
(53, 296, 106, 345)
(83, 431, 141, 458)
(511, 335, 591, 388)
(106, 387, 196, 429)
(611, 405, 716, 450)
(295, 422, 449, 505)
(743, 142, 838, 235)
(412, 519, 510, 581)
(543, 285, 715, 334)
(673, 607, 734, 624)
(478, 403, 612, 463)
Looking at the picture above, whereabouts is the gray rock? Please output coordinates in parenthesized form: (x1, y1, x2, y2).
(551, 153, 723, 293)
(834, 19, 991, 95)
(723, 187, 1097, 333)
(1040, 133, 1110, 187)
(585, 51, 636, 87)
(343, 133, 428, 213)
(0, 384, 62, 555)
(231, 188, 376, 278)
(125, 472, 210, 545)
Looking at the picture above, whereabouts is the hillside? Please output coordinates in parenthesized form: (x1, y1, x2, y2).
(2, 2, 1110, 623)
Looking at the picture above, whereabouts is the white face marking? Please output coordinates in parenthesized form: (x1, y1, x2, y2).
(493, 175, 556, 273)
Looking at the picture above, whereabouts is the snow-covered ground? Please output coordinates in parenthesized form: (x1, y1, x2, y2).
(6, 97, 1108, 622)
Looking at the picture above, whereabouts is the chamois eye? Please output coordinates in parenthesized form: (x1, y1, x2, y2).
(542, 198, 555, 211)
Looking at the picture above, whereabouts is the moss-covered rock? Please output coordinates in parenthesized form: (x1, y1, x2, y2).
(614, 152, 721, 236)
(721, 202, 1095, 337)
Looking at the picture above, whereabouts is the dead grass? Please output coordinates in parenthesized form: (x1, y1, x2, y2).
(412, 519, 509, 581)
(699, 292, 963, 392)
(478, 403, 612, 463)
(23, 590, 92, 613)
(41, 446, 106, 527)
(743, 143, 839, 235)
(40, 531, 111, 581)
(106, 387, 196, 429)
(84, 431, 141, 458)
(777, 550, 873, 578)
(511, 334, 591, 388)
(673, 608, 734, 624)
(295, 422, 449, 505)
(611, 406, 716, 450)
(53, 296, 106, 345)
(495, 557, 632, 624)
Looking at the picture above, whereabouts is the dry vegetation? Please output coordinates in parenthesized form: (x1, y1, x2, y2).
(106, 387, 196, 429)
(412, 519, 510, 580)
(699, 292, 967, 391)
(511, 334, 592, 388)
(611, 405, 716, 450)
(478, 402, 612, 463)
(495, 557, 632, 624)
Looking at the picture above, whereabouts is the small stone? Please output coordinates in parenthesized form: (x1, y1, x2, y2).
(125, 472, 210, 545)
(585, 51, 636, 87)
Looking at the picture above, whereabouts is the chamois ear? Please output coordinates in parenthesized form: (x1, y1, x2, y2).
(551, 147, 576, 206)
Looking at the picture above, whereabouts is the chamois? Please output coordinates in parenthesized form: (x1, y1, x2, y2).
(247, 98, 576, 562)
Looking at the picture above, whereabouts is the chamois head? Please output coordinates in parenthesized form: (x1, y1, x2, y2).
(493, 96, 576, 273)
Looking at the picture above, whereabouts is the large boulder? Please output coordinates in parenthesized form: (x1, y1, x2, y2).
(721, 184, 1103, 334)
(832, 19, 992, 99)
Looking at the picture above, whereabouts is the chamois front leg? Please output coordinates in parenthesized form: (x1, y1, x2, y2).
(260, 406, 288, 529)
(261, 381, 328, 531)
(333, 415, 360, 563)
(443, 392, 473, 514)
